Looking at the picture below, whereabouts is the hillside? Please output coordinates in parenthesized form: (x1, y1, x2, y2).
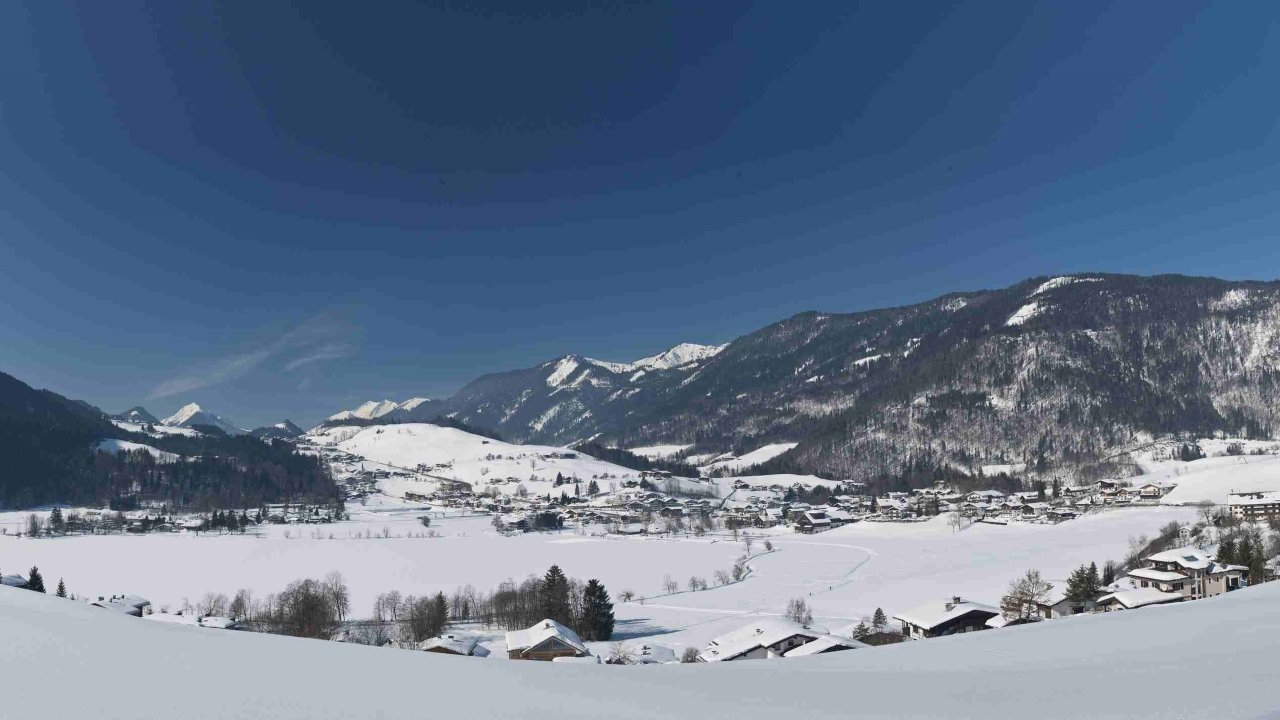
(2, 580, 1277, 719)
(305, 423, 700, 498)
(335, 274, 1280, 487)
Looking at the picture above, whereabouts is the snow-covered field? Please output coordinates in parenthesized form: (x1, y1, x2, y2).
(1149, 454, 1280, 505)
(699, 443, 798, 474)
(0, 500, 741, 616)
(95, 439, 181, 463)
(3, 576, 1278, 719)
(609, 506, 1200, 653)
(0, 497, 1197, 656)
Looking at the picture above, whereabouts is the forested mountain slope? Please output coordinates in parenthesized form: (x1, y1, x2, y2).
(414, 274, 1280, 484)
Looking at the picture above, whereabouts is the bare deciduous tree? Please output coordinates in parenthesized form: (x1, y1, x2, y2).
(785, 597, 813, 627)
(1000, 569, 1053, 621)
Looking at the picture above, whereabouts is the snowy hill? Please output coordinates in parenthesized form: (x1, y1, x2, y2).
(306, 422, 670, 498)
(160, 403, 247, 435)
(111, 406, 158, 424)
(251, 420, 304, 440)
(95, 439, 180, 463)
(2, 580, 1278, 719)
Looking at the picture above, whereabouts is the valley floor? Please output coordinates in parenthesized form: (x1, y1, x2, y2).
(0, 496, 1198, 656)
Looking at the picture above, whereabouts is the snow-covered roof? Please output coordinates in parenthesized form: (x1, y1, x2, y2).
(421, 634, 484, 656)
(0, 575, 28, 588)
(1145, 546, 1212, 571)
(894, 597, 1000, 631)
(624, 642, 677, 664)
(504, 619, 588, 656)
(782, 635, 867, 658)
(1098, 588, 1183, 609)
(1128, 568, 1187, 583)
(699, 619, 822, 662)
(1227, 490, 1280, 506)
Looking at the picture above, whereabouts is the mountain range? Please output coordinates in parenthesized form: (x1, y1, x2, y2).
(330, 273, 1280, 482)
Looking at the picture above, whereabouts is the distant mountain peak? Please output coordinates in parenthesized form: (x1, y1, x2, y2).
(112, 406, 159, 424)
(252, 419, 304, 440)
(326, 396, 438, 423)
(161, 403, 247, 435)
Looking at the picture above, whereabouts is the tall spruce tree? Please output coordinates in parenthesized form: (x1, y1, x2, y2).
(579, 579, 615, 641)
(540, 565, 572, 626)
(872, 607, 888, 632)
(55, 578, 67, 598)
(27, 566, 45, 593)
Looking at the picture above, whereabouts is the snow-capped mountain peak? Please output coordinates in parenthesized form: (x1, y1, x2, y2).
(583, 342, 727, 375)
(161, 403, 248, 435)
(112, 406, 159, 424)
(631, 342, 726, 371)
(162, 403, 205, 427)
(326, 396, 437, 423)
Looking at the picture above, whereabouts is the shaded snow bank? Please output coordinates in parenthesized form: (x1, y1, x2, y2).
(2, 582, 1278, 719)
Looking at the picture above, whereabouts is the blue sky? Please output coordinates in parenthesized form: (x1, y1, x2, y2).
(2, 2, 1279, 428)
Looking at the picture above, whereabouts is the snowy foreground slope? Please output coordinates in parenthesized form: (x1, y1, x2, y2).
(3, 584, 1278, 720)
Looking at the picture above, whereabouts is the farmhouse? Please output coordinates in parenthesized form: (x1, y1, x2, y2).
(504, 619, 589, 661)
(90, 595, 152, 617)
(1096, 587, 1183, 611)
(794, 510, 832, 534)
(894, 596, 1000, 640)
(781, 634, 867, 657)
(421, 634, 490, 657)
(698, 619, 822, 662)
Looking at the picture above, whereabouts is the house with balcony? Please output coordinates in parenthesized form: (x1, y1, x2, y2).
(1228, 490, 1280, 522)
(1128, 546, 1246, 600)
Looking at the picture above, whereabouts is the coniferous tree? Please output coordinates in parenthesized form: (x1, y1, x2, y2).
(55, 578, 67, 598)
(586, 479, 600, 496)
(579, 579, 615, 641)
(540, 565, 572, 626)
(1064, 565, 1089, 603)
(27, 566, 45, 593)
(872, 607, 888, 632)
(1086, 562, 1101, 595)
(1102, 560, 1117, 585)
(1217, 535, 1237, 566)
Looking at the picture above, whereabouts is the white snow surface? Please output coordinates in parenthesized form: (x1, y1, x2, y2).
(95, 439, 180, 463)
(3, 577, 1278, 718)
(308, 423, 657, 497)
(1031, 275, 1102, 296)
(110, 420, 201, 437)
(630, 342, 726, 371)
(626, 444, 692, 460)
(1005, 301, 1044, 326)
(701, 443, 799, 474)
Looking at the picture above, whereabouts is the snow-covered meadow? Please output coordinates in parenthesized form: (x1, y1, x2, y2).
(0, 499, 1198, 655)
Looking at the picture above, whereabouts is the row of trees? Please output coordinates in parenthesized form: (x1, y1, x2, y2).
(212, 565, 617, 648)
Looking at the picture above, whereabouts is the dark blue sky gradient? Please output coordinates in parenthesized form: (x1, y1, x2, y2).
(2, 2, 1279, 427)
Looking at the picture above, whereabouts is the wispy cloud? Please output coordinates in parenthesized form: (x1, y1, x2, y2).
(148, 313, 355, 399)
(283, 343, 355, 372)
